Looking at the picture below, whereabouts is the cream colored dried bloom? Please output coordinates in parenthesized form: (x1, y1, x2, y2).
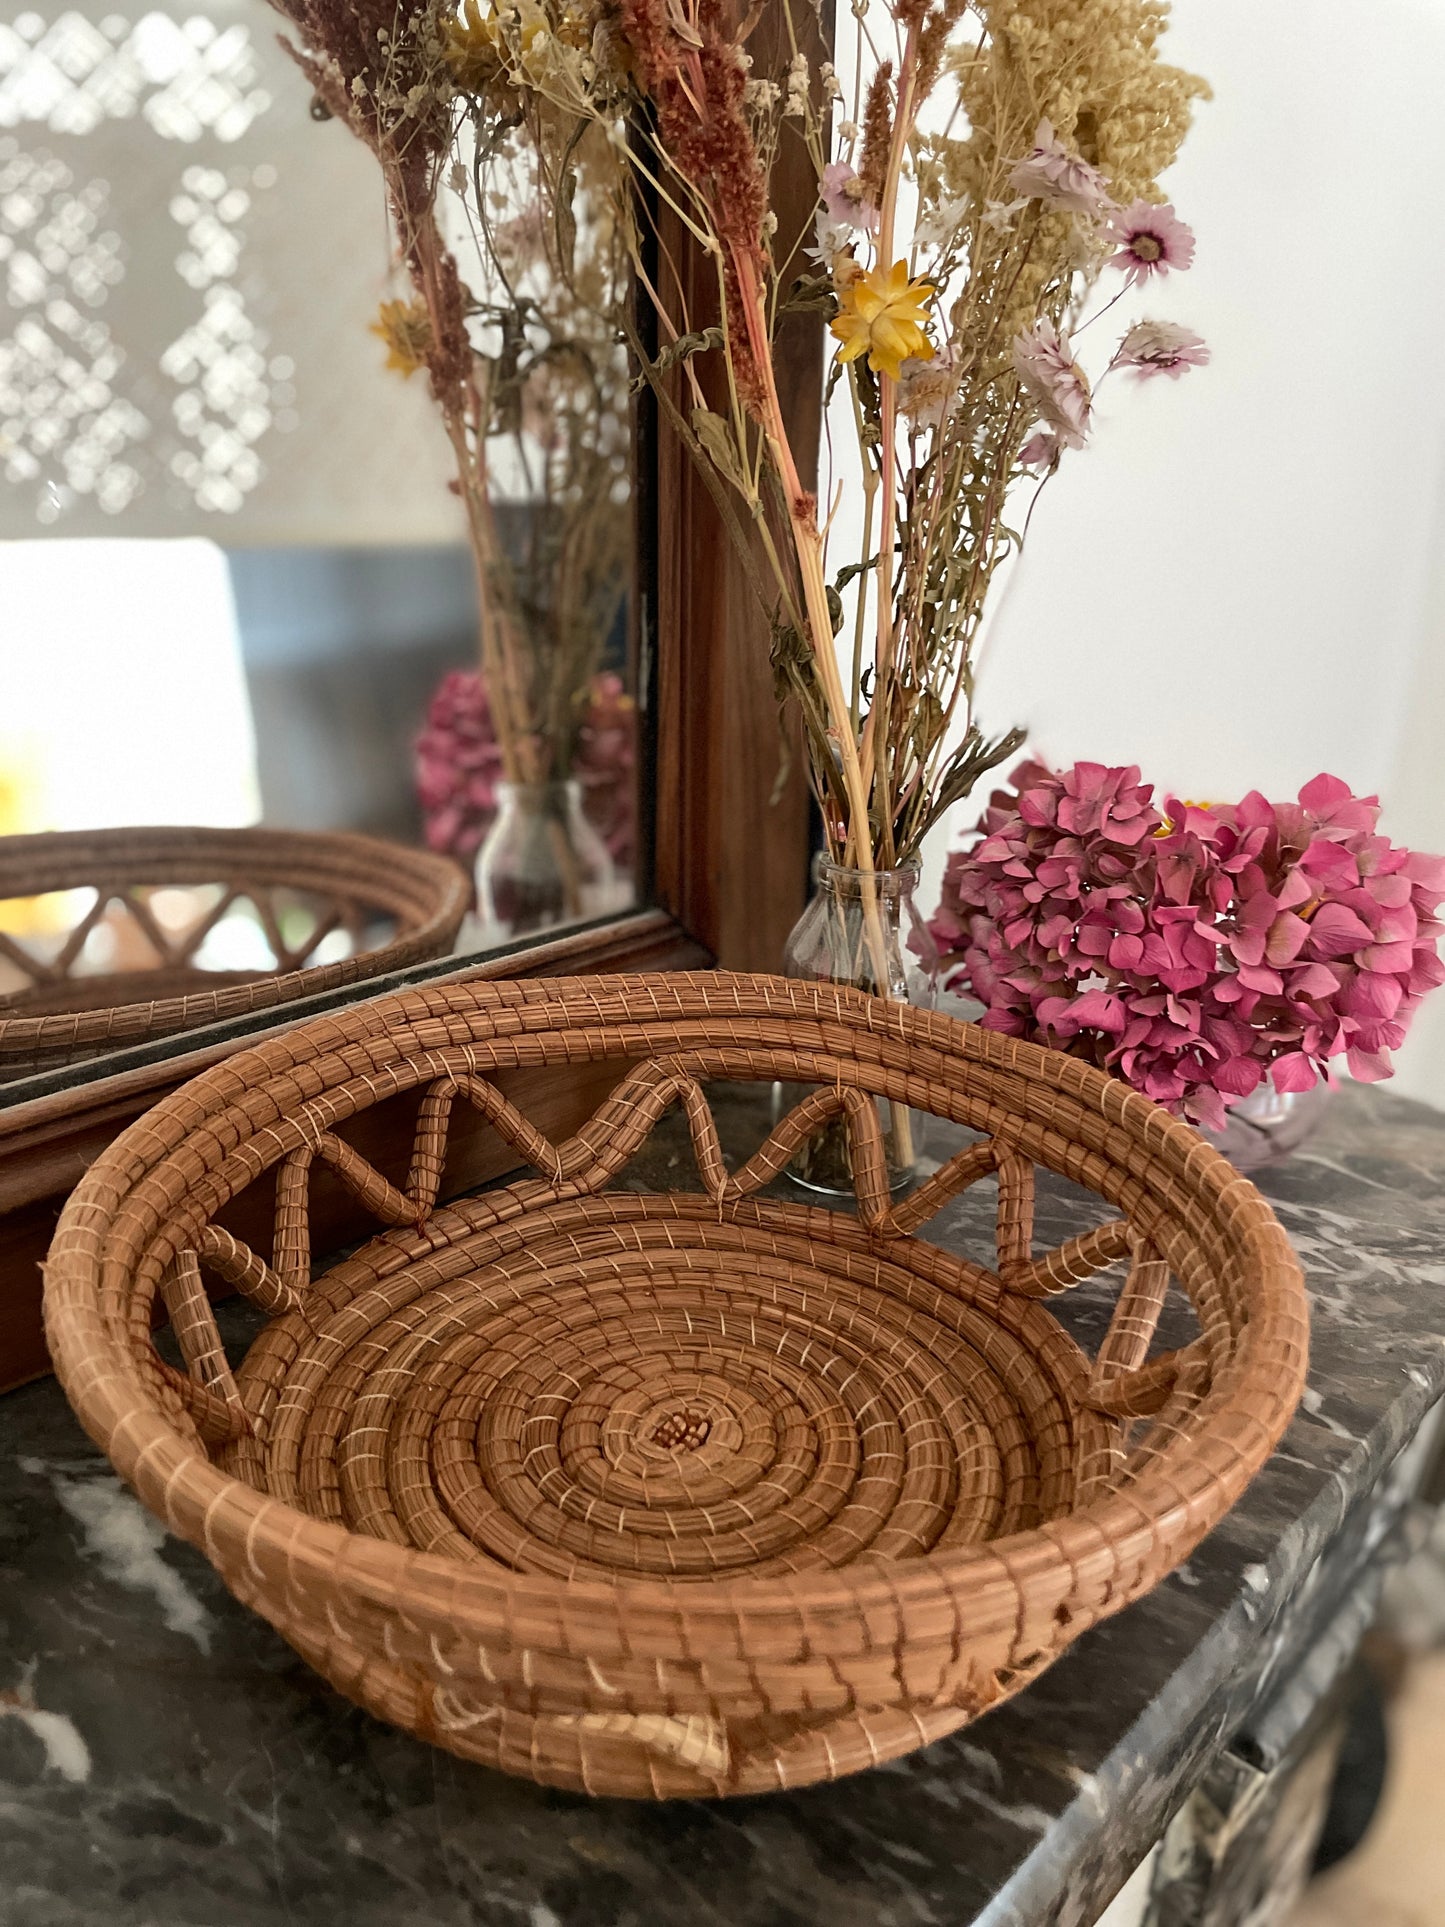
(933, 1, 1207, 340)
(898, 350, 958, 427)
(946, 1, 1208, 210)
(785, 52, 810, 116)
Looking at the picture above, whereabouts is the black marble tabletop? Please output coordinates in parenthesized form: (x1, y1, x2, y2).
(1, 1082, 1442, 1927)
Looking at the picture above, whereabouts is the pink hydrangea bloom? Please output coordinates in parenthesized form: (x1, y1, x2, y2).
(1107, 201, 1196, 283)
(1013, 321, 1092, 449)
(1007, 120, 1114, 221)
(928, 762, 1445, 1129)
(1113, 319, 1210, 380)
(414, 668, 636, 867)
(414, 669, 507, 861)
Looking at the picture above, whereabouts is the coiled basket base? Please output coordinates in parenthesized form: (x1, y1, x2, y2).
(228, 1186, 1091, 1791)
(43, 974, 1309, 1799)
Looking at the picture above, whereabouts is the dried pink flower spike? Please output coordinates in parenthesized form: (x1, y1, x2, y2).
(1114, 318, 1210, 380)
(1107, 200, 1196, 283)
(1007, 120, 1114, 220)
(1013, 321, 1092, 448)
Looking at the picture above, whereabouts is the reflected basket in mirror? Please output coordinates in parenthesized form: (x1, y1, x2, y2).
(44, 974, 1309, 1799)
(0, 826, 467, 1079)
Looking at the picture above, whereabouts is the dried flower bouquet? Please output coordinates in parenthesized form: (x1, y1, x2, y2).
(267, 0, 633, 799)
(269, 0, 1215, 944)
(423, 0, 1210, 883)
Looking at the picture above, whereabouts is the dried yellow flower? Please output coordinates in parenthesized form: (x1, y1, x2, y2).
(831, 262, 937, 382)
(445, 0, 505, 86)
(369, 298, 432, 377)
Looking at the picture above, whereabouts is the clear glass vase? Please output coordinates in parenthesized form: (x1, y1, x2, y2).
(1205, 1079, 1334, 1171)
(473, 779, 619, 943)
(777, 855, 940, 1194)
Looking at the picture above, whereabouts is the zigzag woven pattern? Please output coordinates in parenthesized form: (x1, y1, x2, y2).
(0, 825, 466, 1074)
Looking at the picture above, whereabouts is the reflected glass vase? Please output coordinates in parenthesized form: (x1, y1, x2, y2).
(1204, 1079, 1334, 1171)
(777, 855, 940, 1194)
(473, 779, 618, 943)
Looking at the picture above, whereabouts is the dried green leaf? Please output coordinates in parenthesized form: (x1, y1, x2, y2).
(912, 723, 1027, 848)
(832, 554, 879, 595)
(654, 325, 724, 374)
(779, 273, 838, 317)
(691, 407, 751, 496)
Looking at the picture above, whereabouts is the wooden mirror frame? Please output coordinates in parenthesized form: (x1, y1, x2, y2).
(0, 42, 828, 1388)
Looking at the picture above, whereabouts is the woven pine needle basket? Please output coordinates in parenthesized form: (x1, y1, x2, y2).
(0, 825, 466, 1076)
(43, 973, 1308, 1799)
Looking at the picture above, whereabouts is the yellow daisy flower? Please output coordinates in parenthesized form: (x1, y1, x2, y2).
(369, 299, 431, 378)
(829, 261, 936, 382)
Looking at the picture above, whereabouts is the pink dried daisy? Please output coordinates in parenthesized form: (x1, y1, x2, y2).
(1018, 428, 1061, 471)
(820, 159, 878, 233)
(1108, 201, 1195, 283)
(1007, 120, 1114, 222)
(1113, 319, 1210, 381)
(1012, 320, 1092, 449)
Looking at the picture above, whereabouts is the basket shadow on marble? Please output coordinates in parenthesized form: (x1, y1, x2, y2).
(42, 973, 1309, 1799)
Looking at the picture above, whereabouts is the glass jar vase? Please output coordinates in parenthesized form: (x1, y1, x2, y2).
(1204, 1079, 1334, 1171)
(777, 855, 940, 1193)
(473, 779, 619, 943)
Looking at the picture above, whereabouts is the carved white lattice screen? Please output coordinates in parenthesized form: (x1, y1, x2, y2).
(0, 3, 466, 541)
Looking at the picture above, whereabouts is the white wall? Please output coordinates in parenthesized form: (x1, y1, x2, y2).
(921, 0, 1445, 1106)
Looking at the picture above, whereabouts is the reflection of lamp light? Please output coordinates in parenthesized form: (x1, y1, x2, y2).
(0, 3, 473, 842)
(0, 537, 259, 831)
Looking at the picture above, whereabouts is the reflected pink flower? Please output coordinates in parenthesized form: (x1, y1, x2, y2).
(1013, 320, 1092, 449)
(1114, 319, 1210, 380)
(415, 669, 636, 867)
(1107, 201, 1195, 283)
(1007, 120, 1114, 221)
(414, 669, 505, 859)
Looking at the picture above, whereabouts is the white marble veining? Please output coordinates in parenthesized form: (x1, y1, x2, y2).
(0, 1665, 91, 1785)
(19, 1458, 213, 1654)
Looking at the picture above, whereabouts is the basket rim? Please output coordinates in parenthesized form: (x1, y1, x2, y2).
(0, 824, 467, 1060)
(42, 970, 1309, 1652)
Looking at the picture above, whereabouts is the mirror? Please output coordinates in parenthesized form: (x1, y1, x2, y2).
(0, 0, 647, 1099)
